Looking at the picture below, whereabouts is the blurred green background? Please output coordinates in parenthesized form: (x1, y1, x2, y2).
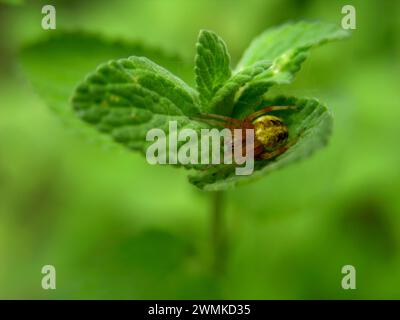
(0, 0, 399, 299)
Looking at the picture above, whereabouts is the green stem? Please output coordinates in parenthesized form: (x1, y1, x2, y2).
(211, 191, 226, 275)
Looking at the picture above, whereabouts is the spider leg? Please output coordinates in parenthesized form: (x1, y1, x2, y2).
(245, 105, 296, 123)
(231, 132, 264, 159)
(241, 142, 264, 158)
(258, 145, 289, 161)
(192, 117, 239, 129)
(197, 113, 245, 127)
(229, 127, 256, 146)
(196, 113, 257, 132)
(259, 134, 301, 161)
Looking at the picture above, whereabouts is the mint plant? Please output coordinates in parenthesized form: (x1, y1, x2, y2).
(70, 22, 348, 191)
(21, 22, 349, 274)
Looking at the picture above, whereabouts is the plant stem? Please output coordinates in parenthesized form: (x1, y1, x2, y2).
(211, 190, 226, 275)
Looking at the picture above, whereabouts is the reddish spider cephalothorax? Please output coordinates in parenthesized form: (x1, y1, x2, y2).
(197, 106, 295, 160)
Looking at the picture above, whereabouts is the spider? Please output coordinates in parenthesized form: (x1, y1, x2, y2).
(195, 105, 296, 161)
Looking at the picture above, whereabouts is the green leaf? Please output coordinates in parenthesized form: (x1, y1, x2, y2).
(207, 22, 349, 117)
(195, 30, 231, 109)
(207, 61, 271, 116)
(72, 56, 207, 156)
(188, 96, 333, 191)
(20, 31, 192, 148)
(237, 21, 349, 70)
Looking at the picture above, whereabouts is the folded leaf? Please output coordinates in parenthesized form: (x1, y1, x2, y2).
(188, 96, 332, 191)
(195, 30, 231, 109)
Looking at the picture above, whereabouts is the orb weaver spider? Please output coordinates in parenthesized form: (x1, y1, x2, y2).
(196, 105, 296, 161)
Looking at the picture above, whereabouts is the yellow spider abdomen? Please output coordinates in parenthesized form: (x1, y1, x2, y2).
(252, 115, 289, 151)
